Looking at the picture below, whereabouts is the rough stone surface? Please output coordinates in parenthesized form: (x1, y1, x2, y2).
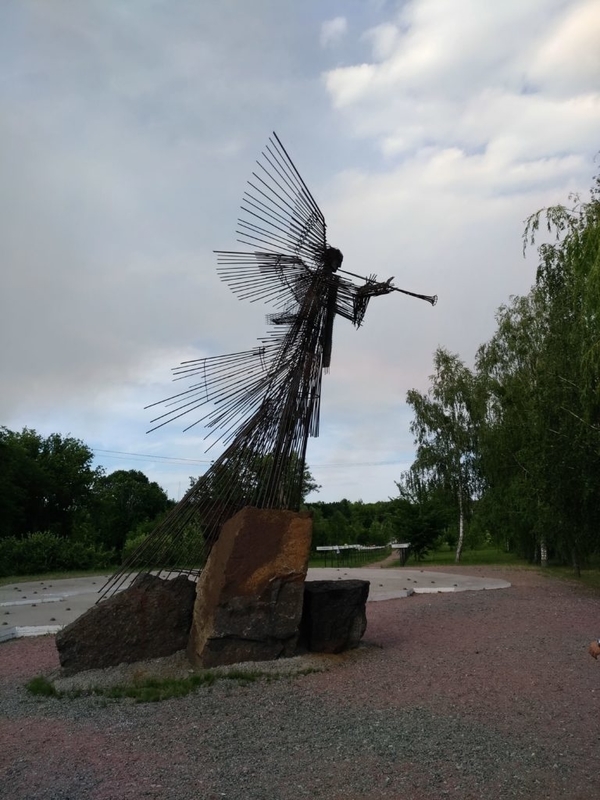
(299, 579, 369, 654)
(187, 506, 312, 668)
(55, 573, 196, 675)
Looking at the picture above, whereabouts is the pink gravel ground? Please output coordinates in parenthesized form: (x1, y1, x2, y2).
(1, 565, 600, 799)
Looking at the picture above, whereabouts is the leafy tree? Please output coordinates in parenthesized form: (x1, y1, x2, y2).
(524, 180, 600, 572)
(475, 177, 600, 571)
(310, 506, 330, 548)
(0, 427, 100, 539)
(300, 465, 321, 501)
(475, 292, 550, 559)
(188, 456, 320, 507)
(394, 469, 450, 560)
(329, 509, 352, 544)
(93, 469, 173, 554)
(406, 349, 482, 562)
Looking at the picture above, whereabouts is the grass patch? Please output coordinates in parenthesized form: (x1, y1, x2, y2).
(101, 672, 219, 702)
(310, 545, 526, 569)
(541, 565, 600, 593)
(25, 666, 320, 704)
(388, 545, 527, 568)
(0, 569, 111, 588)
(26, 675, 60, 697)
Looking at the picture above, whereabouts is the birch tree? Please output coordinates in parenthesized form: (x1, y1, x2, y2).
(476, 175, 600, 572)
(406, 348, 481, 562)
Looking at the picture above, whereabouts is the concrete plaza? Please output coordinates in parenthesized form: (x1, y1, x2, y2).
(0, 567, 510, 642)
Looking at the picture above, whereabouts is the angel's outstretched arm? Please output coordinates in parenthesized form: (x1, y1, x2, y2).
(352, 275, 396, 327)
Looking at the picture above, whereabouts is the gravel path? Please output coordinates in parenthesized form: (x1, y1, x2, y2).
(1, 565, 599, 800)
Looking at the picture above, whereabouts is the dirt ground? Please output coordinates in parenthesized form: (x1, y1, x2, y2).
(1, 565, 599, 800)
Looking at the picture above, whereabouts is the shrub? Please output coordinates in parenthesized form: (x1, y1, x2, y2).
(120, 519, 206, 569)
(121, 533, 148, 563)
(0, 531, 114, 577)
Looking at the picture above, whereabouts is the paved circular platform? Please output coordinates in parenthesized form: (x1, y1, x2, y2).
(306, 567, 511, 601)
(0, 568, 510, 642)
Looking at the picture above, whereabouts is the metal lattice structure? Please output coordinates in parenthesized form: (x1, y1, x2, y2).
(100, 133, 436, 598)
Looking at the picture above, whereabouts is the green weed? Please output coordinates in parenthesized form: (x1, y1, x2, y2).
(24, 666, 312, 704)
(26, 676, 60, 697)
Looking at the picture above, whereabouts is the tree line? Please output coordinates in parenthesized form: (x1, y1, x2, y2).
(306, 493, 452, 560)
(0, 427, 173, 575)
(3, 175, 597, 575)
(0, 424, 451, 576)
(403, 175, 600, 572)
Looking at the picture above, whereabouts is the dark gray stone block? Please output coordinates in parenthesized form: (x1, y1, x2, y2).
(55, 573, 196, 675)
(300, 579, 369, 654)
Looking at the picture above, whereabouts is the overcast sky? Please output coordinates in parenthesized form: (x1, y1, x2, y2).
(1, 0, 599, 502)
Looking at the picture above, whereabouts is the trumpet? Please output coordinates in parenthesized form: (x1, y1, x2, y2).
(337, 268, 438, 307)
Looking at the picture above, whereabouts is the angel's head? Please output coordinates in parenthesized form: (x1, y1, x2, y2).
(324, 246, 343, 273)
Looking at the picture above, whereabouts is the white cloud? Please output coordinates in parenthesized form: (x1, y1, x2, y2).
(323, 0, 600, 180)
(529, 0, 600, 94)
(363, 23, 400, 61)
(1, 1, 598, 503)
(316, 2, 599, 496)
(320, 16, 348, 48)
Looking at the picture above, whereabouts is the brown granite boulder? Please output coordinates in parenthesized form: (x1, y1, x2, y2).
(187, 506, 312, 668)
(55, 573, 196, 675)
(299, 579, 369, 654)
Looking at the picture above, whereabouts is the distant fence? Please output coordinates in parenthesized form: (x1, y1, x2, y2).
(314, 544, 389, 568)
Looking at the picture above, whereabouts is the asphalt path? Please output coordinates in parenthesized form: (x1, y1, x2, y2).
(0, 567, 510, 642)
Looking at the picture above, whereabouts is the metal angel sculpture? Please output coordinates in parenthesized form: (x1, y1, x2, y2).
(101, 133, 436, 597)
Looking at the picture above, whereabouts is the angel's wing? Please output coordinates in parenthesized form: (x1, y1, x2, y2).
(145, 345, 279, 439)
(215, 132, 327, 306)
(215, 251, 312, 308)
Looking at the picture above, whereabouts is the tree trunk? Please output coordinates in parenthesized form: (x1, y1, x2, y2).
(455, 489, 464, 563)
(540, 536, 548, 567)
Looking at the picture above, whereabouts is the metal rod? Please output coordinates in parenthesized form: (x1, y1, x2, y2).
(337, 268, 437, 306)
(99, 132, 437, 600)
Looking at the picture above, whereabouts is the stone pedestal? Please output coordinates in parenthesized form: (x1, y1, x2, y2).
(55, 573, 196, 675)
(299, 579, 369, 654)
(187, 506, 312, 668)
